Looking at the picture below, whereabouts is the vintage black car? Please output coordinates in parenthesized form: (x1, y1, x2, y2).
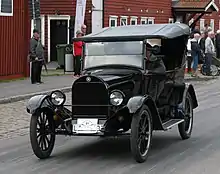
(26, 23, 198, 163)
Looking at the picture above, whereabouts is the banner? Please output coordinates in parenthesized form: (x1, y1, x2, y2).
(74, 0, 87, 38)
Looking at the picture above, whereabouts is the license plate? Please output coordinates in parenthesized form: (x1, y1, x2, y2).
(73, 119, 101, 134)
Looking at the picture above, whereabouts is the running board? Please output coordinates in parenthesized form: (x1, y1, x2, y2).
(162, 119, 184, 130)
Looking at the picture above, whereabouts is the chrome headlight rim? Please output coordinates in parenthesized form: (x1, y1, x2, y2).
(50, 90, 66, 106)
(109, 90, 124, 106)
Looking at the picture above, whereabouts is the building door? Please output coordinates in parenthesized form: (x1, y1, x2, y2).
(50, 20, 68, 61)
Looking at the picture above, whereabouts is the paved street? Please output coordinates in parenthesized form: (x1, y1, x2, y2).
(0, 78, 220, 174)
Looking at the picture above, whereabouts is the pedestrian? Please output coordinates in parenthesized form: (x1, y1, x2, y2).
(186, 33, 194, 74)
(73, 30, 83, 77)
(205, 31, 215, 75)
(198, 31, 206, 70)
(29, 29, 44, 84)
(191, 33, 201, 77)
(215, 30, 220, 58)
(81, 24, 87, 36)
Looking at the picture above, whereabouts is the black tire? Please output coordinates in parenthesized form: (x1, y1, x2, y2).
(130, 105, 153, 163)
(30, 109, 56, 159)
(178, 93, 193, 140)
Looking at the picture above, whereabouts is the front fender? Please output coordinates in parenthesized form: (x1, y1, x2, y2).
(183, 83, 198, 109)
(26, 95, 53, 114)
(127, 95, 163, 130)
(127, 96, 147, 114)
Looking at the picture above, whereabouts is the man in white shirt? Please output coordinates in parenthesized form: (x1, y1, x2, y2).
(205, 31, 215, 75)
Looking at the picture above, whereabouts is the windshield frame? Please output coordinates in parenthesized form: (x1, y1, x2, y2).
(82, 41, 146, 70)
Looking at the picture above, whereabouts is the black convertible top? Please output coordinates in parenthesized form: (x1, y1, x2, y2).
(73, 23, 190, 42)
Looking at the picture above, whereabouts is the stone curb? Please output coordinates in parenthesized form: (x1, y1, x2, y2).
(0, 87, 72, 104)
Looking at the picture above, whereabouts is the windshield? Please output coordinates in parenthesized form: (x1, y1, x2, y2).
(84, 41, 144, 69)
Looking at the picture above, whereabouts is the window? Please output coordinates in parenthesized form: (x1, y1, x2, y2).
(168, 18, 174, 23)
(210, 19, 214, 32)
(200, 19, 205, 31)
(0, 0, 13, 16)
(141, 17, 147, 25)
(120, 16, 128, 26)
(130, 16, 138, 25)
(147, 17, 155, 24)
(109, 15, 118, 27)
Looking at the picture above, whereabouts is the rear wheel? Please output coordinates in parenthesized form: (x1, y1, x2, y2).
(178, 93, 193, 139)
(30, 109, 55, 159)
(130, 105, 152, 163)
(210, 65, 219, 76)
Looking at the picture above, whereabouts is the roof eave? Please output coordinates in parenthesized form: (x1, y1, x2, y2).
(205, 0, 219, 12)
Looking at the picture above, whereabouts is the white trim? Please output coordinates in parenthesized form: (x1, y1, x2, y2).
(47, 15, 70, 62)
(109, 15, 118, 18)
(130, 16, 138, 25)
(205, 0, 219, 12)
(0, 0, 13, 16)
(189, 18, 194, 25)
(120, 16, 128, 26)
(109, 15, 118, 27)
(41, 15, 45, 46)
(141, 17, 148, 25)
(168, 18, 174, 23)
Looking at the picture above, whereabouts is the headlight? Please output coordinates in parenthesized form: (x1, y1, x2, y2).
(50, 90, 66, 106)
(110, 90, 124, 106)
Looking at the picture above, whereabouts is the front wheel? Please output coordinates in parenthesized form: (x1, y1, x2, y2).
(30, 109, 56, 159)
(178, 93, 193, 139)
(130, 105, 153, 163)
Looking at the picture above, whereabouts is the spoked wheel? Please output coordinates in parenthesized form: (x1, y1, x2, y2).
(201, 64, 219, 76)
(178, 93, 193, 139)
(130, 105, 152, 163)
(210, 65, 219, 76)
(30, 109, 55, 159)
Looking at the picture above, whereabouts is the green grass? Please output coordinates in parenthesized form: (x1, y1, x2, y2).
(41, 69, 66, 76)
(0, 77, 27, 83)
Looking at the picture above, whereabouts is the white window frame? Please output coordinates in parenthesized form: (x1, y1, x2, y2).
(200, 19, 205, 31)
(141, 17, 148, 25)
(210, 19, 214, 32)
(0, 0, 13, 16)
(109, 15, 118, 27)
(147, 17, 155, 24)
(120, 16, 128, 26)
(168, 18, 174, 23)
(130, 16, 138, 25)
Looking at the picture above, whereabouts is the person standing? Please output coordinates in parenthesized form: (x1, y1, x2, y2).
(205, 31, 215, 75)
(215, 30, 220, 58)
(81, 24, 87, 36)
(73, 30, 83, 77)
(198, 31, 206, 70)
(191, 33, 201, 77)
(29, 29, 44, 84)
(186, 33, 194, 74)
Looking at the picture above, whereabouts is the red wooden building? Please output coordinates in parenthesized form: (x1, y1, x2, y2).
(0, 0, 219, 79)
(0, 0, 30, 80)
